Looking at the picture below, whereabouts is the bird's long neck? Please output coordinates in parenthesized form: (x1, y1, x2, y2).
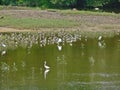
(44, 62, 46, 66)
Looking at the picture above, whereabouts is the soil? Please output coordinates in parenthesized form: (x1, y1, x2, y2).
(0, 10, 120, 32)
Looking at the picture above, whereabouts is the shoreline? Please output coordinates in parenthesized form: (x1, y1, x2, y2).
(0, 27, 120, 38)
(0, 26, 120, 32)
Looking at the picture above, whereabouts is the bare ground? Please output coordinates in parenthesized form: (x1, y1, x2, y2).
(0, 10, 120, 32)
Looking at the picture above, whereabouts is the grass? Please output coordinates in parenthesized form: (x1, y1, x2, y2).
(58, 9, 119, 17)
(0, 16, 79, 29)
(0, 5, 119, 16)
(0, 5, 33, 10)
(100, 24, 120, 30)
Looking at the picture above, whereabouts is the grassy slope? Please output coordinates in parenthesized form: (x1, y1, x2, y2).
(0, 16, 78, 29)
(0, 6, 119, 32)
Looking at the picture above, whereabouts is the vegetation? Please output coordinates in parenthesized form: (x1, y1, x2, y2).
(0, 0, 119, 11)
(0, 1, 119, 32)
(59, 9, 119, 16)
(0, 16, 78, 29)
(0, 8, 119, 32)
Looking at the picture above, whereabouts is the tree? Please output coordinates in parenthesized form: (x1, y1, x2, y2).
(1, 0, 10, 5)
(85, 0, 103, 7)
(76, 0, 86, 9)
(0, 0, 119, 11)
(50, 0, 77, 8)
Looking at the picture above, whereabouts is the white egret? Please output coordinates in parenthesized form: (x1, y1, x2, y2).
(98, 36, 102, 41)
(2, 43, 6, 47)
(44, 61, 50, 69)
(1, 50, 6, 55)
(58, 38, 62, 43)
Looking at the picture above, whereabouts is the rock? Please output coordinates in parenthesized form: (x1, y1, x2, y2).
(0, 16, 4, 19)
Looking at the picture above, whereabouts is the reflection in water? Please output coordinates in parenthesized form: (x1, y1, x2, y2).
(44, 69, 50, 80)
(57, 45, 62, 51)
(56, 55, 67, 90)
(21, 61, 26, 68)
(98, 41, 106, 48)
(89, 56, 95, 66)
(12, 62, 18, 72)
(1, 62, 10, 72)
(0, 32, 120, 90)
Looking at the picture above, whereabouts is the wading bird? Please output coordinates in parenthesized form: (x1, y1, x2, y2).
(44, 61, 50, 69)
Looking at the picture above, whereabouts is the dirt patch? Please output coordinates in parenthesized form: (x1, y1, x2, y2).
(0, 10, 63, 19)
(0, 26, 120, 33)
(0, 27, 32, 32)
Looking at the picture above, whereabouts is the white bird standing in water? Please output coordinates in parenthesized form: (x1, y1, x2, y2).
(44, 61, 50, 69)
(2, 43, 6, 48)
(1, 50, 6, 55)
(44, 61, 50, 80)
(58, 38, 62, 43)
(98, 36, 102, 41)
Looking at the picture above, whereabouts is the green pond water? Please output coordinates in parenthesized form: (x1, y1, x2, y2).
(0, 32, 120, 90)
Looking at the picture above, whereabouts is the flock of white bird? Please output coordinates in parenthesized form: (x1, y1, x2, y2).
(0, 32, 108, 56)
(0, 32, 80, 53)
(0, 32, 120, 80)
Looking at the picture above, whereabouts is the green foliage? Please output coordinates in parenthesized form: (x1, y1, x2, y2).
(50, 0, 76, 7)
(85, 0, 120, 7)
(86, 0, 103, 7)
(0, 0, 119, 9)
(17, 0, 23, 5)
(1, 0, 10, 5)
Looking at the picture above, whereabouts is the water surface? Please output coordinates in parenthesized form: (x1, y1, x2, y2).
(0, 32, 120, 90)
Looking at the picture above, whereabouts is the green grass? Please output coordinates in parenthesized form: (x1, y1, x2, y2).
(0, 5, 33, 10)
(0, 5, 119, 18)
(0, 5, 119, 16)
(0, 16, 78, 29)
(58, 9, 119, 17)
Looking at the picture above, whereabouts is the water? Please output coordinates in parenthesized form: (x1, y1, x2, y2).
(0, 32, 120, 90)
